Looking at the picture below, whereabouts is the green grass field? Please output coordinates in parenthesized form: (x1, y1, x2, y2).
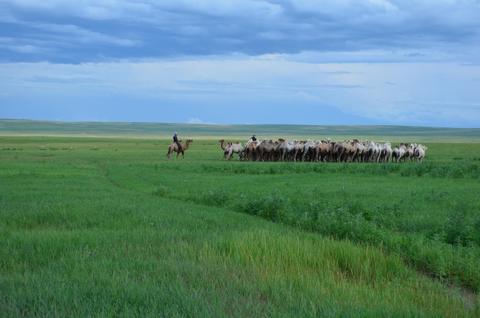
(1, 123, 480, 316)
(2, 119, 480, 142)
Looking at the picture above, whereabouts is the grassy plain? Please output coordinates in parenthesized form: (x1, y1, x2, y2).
(1, 125, 480, 316)
(2, 119, 480, 142)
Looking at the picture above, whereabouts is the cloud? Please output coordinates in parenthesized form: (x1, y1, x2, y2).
(1, 1, 480, 127)
(0, 0, 479, 62)
(1, 58, 479, 127)
(31, 23, 139, 47)
(187, 117, 208, 124)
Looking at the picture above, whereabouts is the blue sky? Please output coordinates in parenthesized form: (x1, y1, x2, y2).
(1, 0, 480, 127)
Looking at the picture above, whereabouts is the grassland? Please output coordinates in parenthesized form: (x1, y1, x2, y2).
(2, 119, 480, 142)
(1, 128, 480, 316)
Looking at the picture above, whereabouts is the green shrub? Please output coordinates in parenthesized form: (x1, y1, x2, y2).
(236, 193, 287, 222)
(200, 189, 230, 207)
(445, 204, 479, 247)
(152, 185, 169, 197)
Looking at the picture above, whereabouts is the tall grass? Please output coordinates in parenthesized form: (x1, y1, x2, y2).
(182, 188, 480, 291)
(197, 161, 480, 179)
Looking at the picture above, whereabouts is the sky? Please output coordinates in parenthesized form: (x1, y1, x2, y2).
(1, 0, 480, 127)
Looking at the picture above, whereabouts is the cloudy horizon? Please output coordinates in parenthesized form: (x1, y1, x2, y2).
(1, 0, 480, 128)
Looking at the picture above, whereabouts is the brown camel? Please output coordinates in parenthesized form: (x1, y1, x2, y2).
(244, 140, 258, 161)
(219, 139, 230, 159)
(167, 139, 193, 159)
(219, 139, 226, 150)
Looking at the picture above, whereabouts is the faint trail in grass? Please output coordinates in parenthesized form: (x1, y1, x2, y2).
(95, 161, 129, 191)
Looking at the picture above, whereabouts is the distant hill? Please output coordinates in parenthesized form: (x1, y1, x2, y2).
(1, 119, 479, 142)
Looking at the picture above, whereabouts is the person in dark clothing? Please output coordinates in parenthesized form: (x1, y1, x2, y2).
(173, 132, 182, 151)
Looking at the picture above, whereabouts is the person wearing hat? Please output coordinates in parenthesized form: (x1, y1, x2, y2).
(173, 132, 182, 151)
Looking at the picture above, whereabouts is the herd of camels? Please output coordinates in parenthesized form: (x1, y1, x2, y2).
(167, 137, 428, 162)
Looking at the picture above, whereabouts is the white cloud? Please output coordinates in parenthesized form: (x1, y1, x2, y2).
(1, 57, 479, 127)
(187, 117, 206, 124)
(33, 23, 139, 47)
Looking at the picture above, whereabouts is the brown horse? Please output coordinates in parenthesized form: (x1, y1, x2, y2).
(167, 139, 193, 159)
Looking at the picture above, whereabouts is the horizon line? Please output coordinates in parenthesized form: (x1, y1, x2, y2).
(1, 118, 480, 130)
